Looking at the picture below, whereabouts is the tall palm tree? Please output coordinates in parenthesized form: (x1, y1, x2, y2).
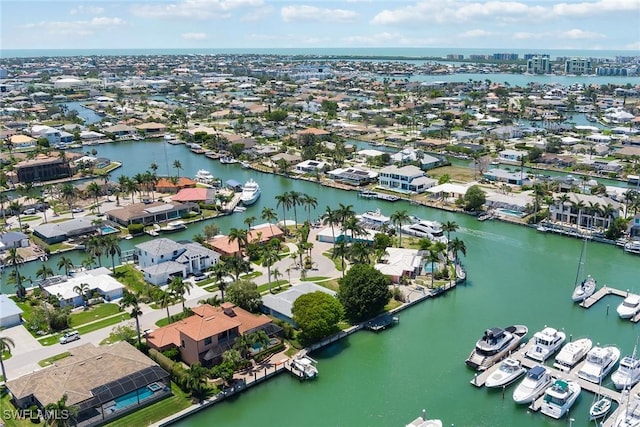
(261, 207, 278, 236)
(85, 235, 104, 267)
(261, 245, 280, 294)
(302, 194, 318, 223)
(0, 336, 15, 381)
(228, 227, 248, 257)
(320, 206, 339, 249)
(6, 248, 26, 298)
(173, 159, 183, 178)
(73, 283, 90, 306)
(442, 220, 459, 243)
(275, 192, 292, 231)
(9, 201, 24, 230)
(169, 276, 193, 312)
(449, 238, 467, 263)
(211, 262, 231, 301)
(337, 203, 356, 232)
(390, 209, 410, 248)
(86, 181, 102, 214)
(185, 362, 210, 402)
(288, 191, 303, 229)
(332, 240, 349, 277)
(349, 241, 371, 265)
(120, 290, 143, 348)
(159, 291, 174, 324)
(225, 255, 250, 282)
(57, 256, 74, 277)
(36, 263, 54, 281)
(427, 249, 440, 288)
(244, 215, 257, 230)
(59, 183, 77, 217)
(103, 234, 122, 272)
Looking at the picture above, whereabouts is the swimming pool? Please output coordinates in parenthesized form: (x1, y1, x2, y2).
(113, 387, 154, 410)
(496, 208, 525, 218)
(101, 226, 119, 235)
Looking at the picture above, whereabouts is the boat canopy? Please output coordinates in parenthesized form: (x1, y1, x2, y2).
(529, 365, 546, 379)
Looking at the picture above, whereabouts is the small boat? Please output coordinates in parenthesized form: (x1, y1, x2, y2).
(513, 365, 553, 404)
(465, 325, 528, 371)
(572, 238, 597, 302)
(240, 161, 251, 168)
(240, 179, 261, 206)
(525, 326, 566, 362)
(485, 358, 526, 388)
(578, 345, 621, 384)
(553, 338, 593, 372)
(158, 220, 187, 233)
(401, 220, 447, 242)
(405, 409, 442, 427)
(540, 379, 581, 419)
(357, 189, 377, 199)
(219, 156, 238, 164)
(618, 294, 640, 319)
(625, 241, 640, 255)
(289, 356, 318, 380)
(233, 206, 247, 213)
(590, 396, 612, 420)
(612, 352, 640, 390)
(195, 169, 216, 184)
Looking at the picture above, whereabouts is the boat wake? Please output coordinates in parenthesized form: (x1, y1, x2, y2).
(458, 227, 523, 247)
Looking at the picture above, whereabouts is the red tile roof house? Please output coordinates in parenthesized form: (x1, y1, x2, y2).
(171, 187, 217, 204)
(147, 303, 278, 366)
(155, 177, 196, 194)
(207, 223, 284, 257)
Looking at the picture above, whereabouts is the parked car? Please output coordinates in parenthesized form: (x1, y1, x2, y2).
(23, 208, 36, 215)
(60, 330, 80, 344)
(71, 207, 83, 213)
(194, 273, 207, 282)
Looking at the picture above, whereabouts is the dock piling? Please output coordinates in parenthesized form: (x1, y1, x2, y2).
(607, 305, 609, 316)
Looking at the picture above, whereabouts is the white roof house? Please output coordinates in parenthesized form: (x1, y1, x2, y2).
(40, 268, 124, 308)
(261, 282, 337, 325)
(375, 247, 423, 283)
(0, 294, 23, 328)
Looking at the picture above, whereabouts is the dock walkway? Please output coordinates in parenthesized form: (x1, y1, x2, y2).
(580, 285, 628, 309)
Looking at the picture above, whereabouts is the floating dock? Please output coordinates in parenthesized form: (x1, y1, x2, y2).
(580, 285, 628, 309)
(365, 313, 399, 332)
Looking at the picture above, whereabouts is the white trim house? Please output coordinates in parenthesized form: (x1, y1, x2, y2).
(378, 165, 436, 194)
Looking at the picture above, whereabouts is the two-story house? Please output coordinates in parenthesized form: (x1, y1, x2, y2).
(498, 149, 527, 163)
(378, 165, 436, 194)
(135, 238, 220, 285)
(147, 303, 275, 366)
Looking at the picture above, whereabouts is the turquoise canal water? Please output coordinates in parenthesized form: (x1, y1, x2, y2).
(4, 142, 640, 426)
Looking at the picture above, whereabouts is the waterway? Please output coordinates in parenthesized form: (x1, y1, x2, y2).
(3, 141, 639, 426)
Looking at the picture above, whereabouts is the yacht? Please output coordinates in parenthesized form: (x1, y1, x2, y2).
(553, 338, 593, 372)
(405, 409, 442, 427)
(219, 156, 238, 164)
(401, 220, 447, 243)
(625, 240, 640, 255)
(512, 365, 553, 404)
(465, 325, 528, 371)
(578, 345, 621, 384)
(195, 169, 216, 184)
(240, 179, 261, 206)
(572, 274, 597, 302)
(484, 358, 526, 388)
(540, 379, 582, 419)
(525, 327, 566, 362)
(158, 220, 187, 233)
(356, 209, 391, 228)
(618, 294, 640, 319)
(612, 354, 640, 390)
(289, 356, 318, 380)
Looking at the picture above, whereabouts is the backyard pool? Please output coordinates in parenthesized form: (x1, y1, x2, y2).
(100, 225, 119, 235)
(495, 208, 525, 218)
(113, 387, 154, 410)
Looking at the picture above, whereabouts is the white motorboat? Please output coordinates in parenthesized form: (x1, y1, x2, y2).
(240, 179, 261, 206)
(540, 379, 581, 419)
(289, 356, 318, 380)
(485, 358, 526, 388)
(195, 169, 216, 184)
(618, 294, 640, 319)
(356, 208, 391, 227)
(578, 345, 621, 384)
(158, 220, 187, 233)
(612, 354, 640, 390)
(219, 156, 238, 164)
(571, 238, 597, 302)
(512, 365, 553, 404)
(405, 409, 442, 427)
(525, 326, 566, 362)
(553, 338, 593, 372)
(401, 220, 447, 243)
(624, 240, 640, 255)
(465, 325, 528, 371)
(590, 396, 613, 420)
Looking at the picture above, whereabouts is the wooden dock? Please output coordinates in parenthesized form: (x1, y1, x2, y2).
(580, 285, 628, 309)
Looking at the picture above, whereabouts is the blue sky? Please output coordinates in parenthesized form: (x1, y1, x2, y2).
(1, 0, 639, 51)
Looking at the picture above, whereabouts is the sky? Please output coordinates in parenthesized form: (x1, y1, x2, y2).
(1, 0, 639, 51)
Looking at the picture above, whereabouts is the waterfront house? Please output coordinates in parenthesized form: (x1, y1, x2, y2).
(549, 192, 621, 230)
(30, 125, 61, 145)
(135, 122, 167, 137)
(8, 134, 36, 149)
(6, 341, 170, 427)
(326, 166, 378, 186)
(40, 268, 124, 307)
(483, 168, 532, 186)
(135, 238, 220, 286)
(106, 201, 197, 227)
(171, 188, 217, 204)
(390, 148, 442, 170)
(294, 159, 329, 174)
(0, 294, 23, 328)
(378, 164, 436, 194)
(155, 177, 196, 193)
(33, 217, 99, 244)
(374, 247, 423, 284)
(425, 182, 472, 203)
(498, 149, 527, 163)
(146, 303, 276, 366)
(0, 231, 29, 252)
(207, 223, 284, 257)
(297, 127, 331, 141)
(270, 152, 302, 167)
(261, 282, 337, 326)
(102, 124, 138, 139)
(14, 154, 72, 184)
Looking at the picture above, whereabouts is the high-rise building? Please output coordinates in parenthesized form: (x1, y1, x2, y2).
(565, 58, 592, 75)
(527, 56, 552, 74)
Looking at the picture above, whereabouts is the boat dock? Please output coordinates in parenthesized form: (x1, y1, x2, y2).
(365, 313, 399, 332)
(580, 285, 628, 309)
(470, 339, 640, 422)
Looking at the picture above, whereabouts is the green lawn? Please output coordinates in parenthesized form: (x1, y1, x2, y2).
(114, 264, 154, 295)
(38, 351, 71, 367)
(103, 383, 192, 427)
(323, 251, 345, 271)
(39, 315, 129, 346)
(300, 276, 329, 282)
(257, 281, 289, 294)
(0, 387, 34, 427)
(2, 350, 11, 361)
(69, 303, 121, 327)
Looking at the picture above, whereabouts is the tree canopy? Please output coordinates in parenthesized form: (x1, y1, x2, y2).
(337, 264, 391, 324)
(463, 185, 487, 212)
(226, 280, 262, 312)
(292, 291, 343, 344)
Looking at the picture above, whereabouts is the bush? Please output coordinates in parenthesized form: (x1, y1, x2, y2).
(149, 348, 189, 388)
(163, 347, 180, 361)
(128, 223, 144, 236)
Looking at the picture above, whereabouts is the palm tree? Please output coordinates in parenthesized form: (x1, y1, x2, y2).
(349, 241, 371, 265)
(103, 234, 122, 272)
(271, 267, 283, 290)
(169, 276, 193, 312)
(36, 263, 54, 281)
(73, 283, 90, 306)
(173, 159, 183, 178)
(9, 200, 24, 230)
(185, 362, 210, 402)
(427, 249, 440, 288)
(86, 181, 102, 214)
(225, 256, 250, 282)
(288, 191, 303, 229)
(6, 248, 26, 298)
(320, 206, 339, 249)
(120, 290, 143, 348)
(337, 203, 356, 232)
(390, 209, 410, 247)
(0, 336, 15, 381)
(59, 183, 77, 217)
(442, 220, 459, 243)
(44, 394, 77, 427)
(332, 241, 349, 277)
(57, 256, 74, 277)
(244, 215, 257, 230)
(275, 192, 292, 231)
(85, 235, 104, 267)
(302, 194, 318, 223)
(211, 262, 231, 301)
(261, 246, 280, 294)
(159, 290, 174, 324)
(261, 207, 278, 237)
(449, 238, 467, 263)
(228, 227, 248, 257)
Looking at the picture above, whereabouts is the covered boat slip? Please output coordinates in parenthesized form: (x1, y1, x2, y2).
(470, 338, 635, 419)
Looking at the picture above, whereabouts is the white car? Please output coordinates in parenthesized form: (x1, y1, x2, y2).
(60, 330, 80, 344)
(71, 207, 84, 213)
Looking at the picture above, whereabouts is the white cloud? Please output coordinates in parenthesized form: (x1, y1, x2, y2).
(552, 0, 638, 16)
(342, 32, 439, 46)
(240, 5, 274, 22)
(247, 33, 329, 45)
(70, 5, 105, 15)
(19, 16, 126, 37)
(181, 32, 208, 40)
(561, 28, 606, 40)
(281, 5, 359, 23)
(131, 0, 263, 20)
(458, 29, 493, 38)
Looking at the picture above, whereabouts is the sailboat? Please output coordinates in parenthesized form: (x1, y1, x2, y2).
(589, 375, 612, 420)
(571, 238, 597, 302)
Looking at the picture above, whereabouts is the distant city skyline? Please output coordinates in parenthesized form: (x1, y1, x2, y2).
(1, 0, 639, 52)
